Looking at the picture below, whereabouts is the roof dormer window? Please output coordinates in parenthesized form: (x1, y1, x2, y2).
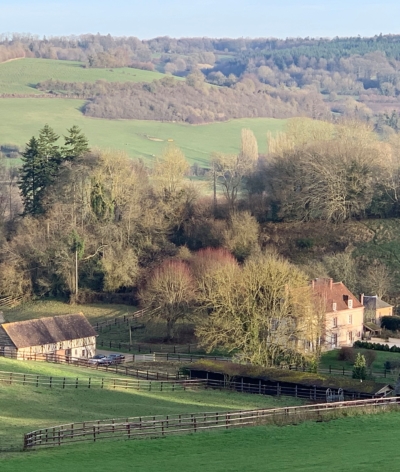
(348, 299, 353, 309)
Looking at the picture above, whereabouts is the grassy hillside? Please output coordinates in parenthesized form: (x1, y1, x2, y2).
(0, 357, 301, 455)
(3, 411, 400, 471)
(0, 58, 168, 94)
(0, 98, 284, 164)
(3, 299, 132, 324)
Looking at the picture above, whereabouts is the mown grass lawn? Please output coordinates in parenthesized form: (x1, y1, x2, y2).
(0, 358, 302, 455)
(2, 412, 400, 471)
(0, 58, 168, 94)
(0, 97, 284, 164)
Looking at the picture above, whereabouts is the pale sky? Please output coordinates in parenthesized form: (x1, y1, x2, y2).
(1, 0, 399, 39)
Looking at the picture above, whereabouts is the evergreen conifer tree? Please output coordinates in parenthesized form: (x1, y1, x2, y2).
(19, 137, 46, 216)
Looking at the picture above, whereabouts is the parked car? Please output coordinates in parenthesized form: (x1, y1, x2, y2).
(105, 354, 125, 364)
(88, 354, 106, 365)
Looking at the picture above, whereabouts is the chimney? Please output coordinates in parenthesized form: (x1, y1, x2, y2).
(329, 278, 333, 290)
(360, 293, 364, 305)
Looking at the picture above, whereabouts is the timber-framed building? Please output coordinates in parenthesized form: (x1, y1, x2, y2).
(0, 313, 96, 360)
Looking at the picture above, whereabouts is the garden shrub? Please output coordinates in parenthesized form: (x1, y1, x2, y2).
(354, 341, 400, 353)
(362, 349, 376, 367)
(381, 316, 400, 331)
(338, 347, 356, 362)
(352, 353, 367, 380)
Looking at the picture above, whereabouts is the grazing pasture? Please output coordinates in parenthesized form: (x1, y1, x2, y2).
(0, 58, 168, 94)
(0, 357, 302, 455)
(0, 97, 284, 164)
(2, 411, 400, 471)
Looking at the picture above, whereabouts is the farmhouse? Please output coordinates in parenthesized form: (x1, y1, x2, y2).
(0, 313, 97, 360)
(311, 278, 364, 350)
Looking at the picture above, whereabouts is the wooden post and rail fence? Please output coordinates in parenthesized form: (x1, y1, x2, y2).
(23, 396, 400, 449)
(0, 369, 204, 392)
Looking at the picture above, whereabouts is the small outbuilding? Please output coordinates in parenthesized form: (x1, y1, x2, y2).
(0, 313, 97, 360)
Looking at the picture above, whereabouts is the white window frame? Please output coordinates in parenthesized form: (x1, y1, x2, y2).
(348, 299, 353, 309)
(333, 317, 338, 328)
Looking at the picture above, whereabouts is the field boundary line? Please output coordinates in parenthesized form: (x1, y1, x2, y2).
(23, 396, 400, 449)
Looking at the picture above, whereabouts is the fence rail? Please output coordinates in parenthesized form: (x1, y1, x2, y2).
(23, 396, 400, 449)
(0, 370, 205, 392)
(0, 351, 185, 381)
(98, 339, 199, 354)
(0, 295, 23, 308)
(93, 307, 153, 331)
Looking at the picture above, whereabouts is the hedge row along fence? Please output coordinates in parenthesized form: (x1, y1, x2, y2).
(23, 397, 400, 449)
(354, 340, 400, 353)
(0, 370, 205, 392)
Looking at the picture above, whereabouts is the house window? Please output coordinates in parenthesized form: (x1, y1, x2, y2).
(333, 317, 338, 328)
(333, 302, 337, 311)
(348, 331, 353, 342)
(82, 350, 85, 357)
(349, 314, 352, 324)
(332, 333, 337, 347)
(348, 299, 353, 309)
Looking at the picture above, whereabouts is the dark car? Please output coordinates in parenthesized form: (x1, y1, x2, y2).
(106, 354, 125, 364)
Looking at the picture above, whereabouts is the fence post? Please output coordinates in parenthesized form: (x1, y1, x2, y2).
(295, 385, 298, 398)
(76, 378, 78, 388)
(36, 375, 39, 387)
(101, 378, 104, 389)
(93, 426, 96, 442)
(49, 377, 52, 388)
(343, 366, 345, 376)
(329, 365, 332, 374)
(63, 377, 65, 389)
(88, 378, 91, 389)
(259, 380, 262, 395)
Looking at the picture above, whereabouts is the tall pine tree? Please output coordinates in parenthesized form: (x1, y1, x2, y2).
(62, 125, 90, 161)
(19, 124, 90, 217)
(19, 137, 47, 216)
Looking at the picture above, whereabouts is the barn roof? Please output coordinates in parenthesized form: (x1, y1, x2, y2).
(0, 313, 96, 349)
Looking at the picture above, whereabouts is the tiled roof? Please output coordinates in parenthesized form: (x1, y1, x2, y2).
(311, 278, 363, 313)
(363, 295, 392, 310)
(1, 314, 96, 349)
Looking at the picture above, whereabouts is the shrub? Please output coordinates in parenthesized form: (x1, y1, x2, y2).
(381, 316, 400, 331)
(362, 349, 376, 367)
(338, 347, 356, 362)
(352, 353, 367, 380)
(353, 340, 400, 353)
(384, 360, 400, 371)
(295, 238, 314, 249)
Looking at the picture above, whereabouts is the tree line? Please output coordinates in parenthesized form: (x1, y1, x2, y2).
(36, 75, 329, 123)
(0, 119, 398, 367)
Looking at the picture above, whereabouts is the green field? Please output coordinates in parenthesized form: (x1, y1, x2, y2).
(0, 358, 302, 454)
(0, 58, 168, 94)
(0, 98, 284, 164)
(3, 299, 132, 324)
(2, 410, 400, 471)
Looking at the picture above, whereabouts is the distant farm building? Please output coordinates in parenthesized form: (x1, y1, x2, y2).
(0, 313, 96, 360)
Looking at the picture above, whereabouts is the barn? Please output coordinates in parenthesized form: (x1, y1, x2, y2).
(0, 313, 97, 360)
